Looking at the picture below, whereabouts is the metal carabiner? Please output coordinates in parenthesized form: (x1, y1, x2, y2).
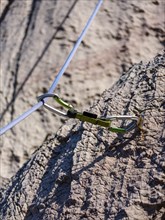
(37, 93, 72, 117)
(105, 115, 139, 133)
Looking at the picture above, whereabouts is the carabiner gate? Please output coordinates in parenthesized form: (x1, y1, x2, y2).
(37, 93, 70, 117)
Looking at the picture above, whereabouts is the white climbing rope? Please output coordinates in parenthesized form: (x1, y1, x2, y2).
(0, 0, 103, 136)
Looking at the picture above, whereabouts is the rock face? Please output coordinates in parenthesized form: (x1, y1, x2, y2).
(0, 51, 165, 219)
(0, 0, 165, 183)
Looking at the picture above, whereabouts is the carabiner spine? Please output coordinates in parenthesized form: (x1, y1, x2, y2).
(105, 115, 138, 121)
(53, 96, 73, 109)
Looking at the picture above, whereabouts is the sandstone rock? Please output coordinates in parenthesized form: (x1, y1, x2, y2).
(0, 0, 164, 183)
(0, 51, 164, 219)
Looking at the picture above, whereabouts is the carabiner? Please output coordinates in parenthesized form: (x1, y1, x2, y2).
(37, 93, 72, 117)
(105, 115, 139, 133)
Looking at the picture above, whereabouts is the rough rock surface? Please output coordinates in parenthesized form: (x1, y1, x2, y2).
(0, 51, 165, 219)
(0, 0, 165, 182)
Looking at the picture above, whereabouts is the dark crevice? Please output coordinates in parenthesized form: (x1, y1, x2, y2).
(10, 0, 42, 121)
(27, 0, 41, 31)
(140, 201, 165, 215)
(0, 0, 15, 24)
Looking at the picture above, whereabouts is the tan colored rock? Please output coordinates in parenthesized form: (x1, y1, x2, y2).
(0, 51, 164, 219)
(0, 0, 164, 181)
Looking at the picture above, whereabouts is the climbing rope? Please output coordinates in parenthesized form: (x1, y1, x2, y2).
(0, 0, 103, 136)
(37, 93, 142, 133)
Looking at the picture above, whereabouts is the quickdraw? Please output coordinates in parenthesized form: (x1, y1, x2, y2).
(37, 93, 143, 134)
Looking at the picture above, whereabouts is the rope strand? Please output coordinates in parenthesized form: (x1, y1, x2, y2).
(0, 0, 103, 136)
